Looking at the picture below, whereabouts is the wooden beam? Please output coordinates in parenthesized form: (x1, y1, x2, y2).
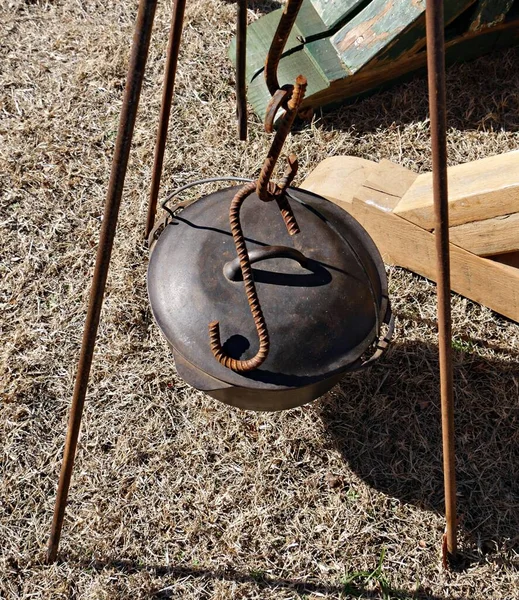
(301, 155, 377, 204)
(394, 150, 519, 229)
(233, 6, 519, 123)
(302, 157, 519, 322)
(450, 212, 519, 256)
(469, 0, 515, 31)
(331, 0, 475, 73)
(361, 158, 418, 200)
(352, 188, 519, 323)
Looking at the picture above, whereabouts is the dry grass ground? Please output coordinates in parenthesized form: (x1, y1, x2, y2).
(1, 1, 519, 598)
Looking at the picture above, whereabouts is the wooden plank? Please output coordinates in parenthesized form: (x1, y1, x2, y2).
(469, 0, 515, 31)
(301, 158, 519, 322)
(231, 5, 519, 122)
(304, 37, 350, 83)
(350, 187, 519, 322)
(311, 0, 367, 30)
(302, 18, 519, 115)
(230, 10, 304, 82)
(362, 159, 418, 201)
(291, 0, 335, 39)
(375, 0, 476, 63)
(331, 0, 475, 74)
(302, 155, 377, 204)
(246, 50, 329, 124)
(331, 0, 426, 74)
(450, 212, 519, 256)
(303, 157, 417, 208)
(394, 151, 519, 229)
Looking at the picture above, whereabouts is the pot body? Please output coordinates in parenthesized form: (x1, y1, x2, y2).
(147, 185, 390, 411)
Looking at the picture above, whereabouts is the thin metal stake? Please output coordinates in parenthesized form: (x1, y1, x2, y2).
(236, 0, 248, 141)
(425, 0, 457, 559)
(46, 0, 158, 563)
(145, 0, 186, 240)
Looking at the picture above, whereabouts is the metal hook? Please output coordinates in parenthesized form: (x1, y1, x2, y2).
(209, 182, 270, 372)
(209, 75, 306, 373)
(263, 0, 304, 132)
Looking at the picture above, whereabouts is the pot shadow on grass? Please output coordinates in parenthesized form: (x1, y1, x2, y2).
(319, 337, 519, 561)
(72, 341, 518, 599)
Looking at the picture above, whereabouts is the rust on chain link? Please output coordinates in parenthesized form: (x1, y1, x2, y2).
(257, 75, 307, 204)
(209, 75, 307, 372)
(264, 85, 293, 133)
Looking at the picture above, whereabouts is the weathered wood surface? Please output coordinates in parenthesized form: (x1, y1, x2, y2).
(450, 212, 519, 257)
(361, 158, 418, 200)
(394, 151, 519, 229)
(305, 20, 519, 118)
(302, 155, 376, 204)
(469, 0, 515, 31)
(331, 0, 426, 74)
(301, 156, 519, 322)
(331, 0, 474, 73)
(230, 0, 519, 121)
(303, 157, 418, 207)
(311, 0, 366, 30)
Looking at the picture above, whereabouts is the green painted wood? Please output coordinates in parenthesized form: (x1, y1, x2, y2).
(296, 1, 335, 38)
(331, 0, 425, 73)
(305, 37, 350, 82)
(469, 0, 515, 31)
(331, 0, 476, 74)
(247, 47, 329, 122)
(382, 0, 478, 61)
(229, 0, 519, 123)
(311, 0, 368, 29)
(228, 10, 303, 82)
(305, 24, 514, 116)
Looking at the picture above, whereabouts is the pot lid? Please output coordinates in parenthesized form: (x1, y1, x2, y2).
(147, 185, 388, 391)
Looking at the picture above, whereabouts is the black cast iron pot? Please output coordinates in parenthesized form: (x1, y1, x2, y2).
(147, 183, 393, 411)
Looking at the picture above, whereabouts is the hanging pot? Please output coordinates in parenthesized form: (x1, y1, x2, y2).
(147, 180, 393, 411)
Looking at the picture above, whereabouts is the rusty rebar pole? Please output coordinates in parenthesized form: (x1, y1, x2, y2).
(425, 0, 457, 559)
(46, 0, 158, 563)
(145, 0, 186, 240)
(264, 0, 303, 97)
(236, 0, 248, 141)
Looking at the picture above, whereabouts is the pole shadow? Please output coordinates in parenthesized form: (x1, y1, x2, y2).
(76, 557, 468, 599)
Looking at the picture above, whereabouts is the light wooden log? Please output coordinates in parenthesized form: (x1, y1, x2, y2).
(302, 156, 376, 205)
(394, 150, 519, 229)
(450, 212, 519, 256)
(302, 157, 519, 322)
(361, 159, 418, 200)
